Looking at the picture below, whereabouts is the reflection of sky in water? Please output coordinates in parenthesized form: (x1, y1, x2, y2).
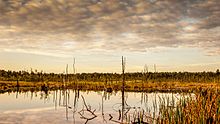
(0, 91, 53, 111)
(0, 90, 186, 123)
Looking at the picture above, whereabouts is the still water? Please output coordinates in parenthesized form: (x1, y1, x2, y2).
(0, 90, 184, 124)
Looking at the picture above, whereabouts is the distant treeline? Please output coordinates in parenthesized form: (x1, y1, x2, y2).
(0, 69, 220, 83)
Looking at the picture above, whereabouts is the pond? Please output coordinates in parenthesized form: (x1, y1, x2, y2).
(0, 90, 187, 124)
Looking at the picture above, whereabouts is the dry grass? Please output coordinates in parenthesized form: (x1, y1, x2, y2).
(156, 88, 220, 124)
(1, 80, 220, 93)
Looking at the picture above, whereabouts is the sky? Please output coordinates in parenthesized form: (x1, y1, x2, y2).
(0, 0, 220, 73)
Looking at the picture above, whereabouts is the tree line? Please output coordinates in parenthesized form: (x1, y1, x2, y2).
(0, 69, 220, 83)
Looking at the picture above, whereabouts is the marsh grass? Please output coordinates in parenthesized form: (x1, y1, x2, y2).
(108, 89, 220, 124)
(1, 80, 220, 94)
(155, 88, 220, 124)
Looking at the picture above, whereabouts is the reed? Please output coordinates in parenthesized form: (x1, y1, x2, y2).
(111, 88, 220, 124)
(155, 88, 220, 124)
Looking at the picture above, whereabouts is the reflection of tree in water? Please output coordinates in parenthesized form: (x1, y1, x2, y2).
(32, 56, 150, 123)
(11, 57, 163, 124)
(107, 57, 151, 124)
(13, 87, 160, 124)
(78, 95, 97, 123)
(72, 89, 79, 123)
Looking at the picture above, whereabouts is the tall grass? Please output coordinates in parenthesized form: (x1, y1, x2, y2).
(117, 89, 220, 124)
(156, 89, 220, 124)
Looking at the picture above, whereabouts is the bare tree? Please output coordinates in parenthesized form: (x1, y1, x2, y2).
(121, 56, 126, 123)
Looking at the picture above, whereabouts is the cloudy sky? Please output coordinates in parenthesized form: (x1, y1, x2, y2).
(0, 0, 220, 73)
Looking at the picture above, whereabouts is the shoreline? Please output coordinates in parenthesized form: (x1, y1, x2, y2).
(1, 81, 219, 94)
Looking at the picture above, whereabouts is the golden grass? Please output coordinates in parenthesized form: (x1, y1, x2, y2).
(1, 80, 220, 93)
(157, 88, 220, 124)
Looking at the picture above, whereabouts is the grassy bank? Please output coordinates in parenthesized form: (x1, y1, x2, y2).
(0, 80, 220, 93)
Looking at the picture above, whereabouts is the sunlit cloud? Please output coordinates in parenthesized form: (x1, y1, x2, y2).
(0, 0, 220, 56)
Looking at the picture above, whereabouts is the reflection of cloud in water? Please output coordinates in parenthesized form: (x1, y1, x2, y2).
(0, 108, 116, 124)
(0, 108, 71, 124)
(0, 90, 191, 124)
(2, 107, 55, 114)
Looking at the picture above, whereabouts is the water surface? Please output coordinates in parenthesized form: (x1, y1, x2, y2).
(0, 90, 184, 124)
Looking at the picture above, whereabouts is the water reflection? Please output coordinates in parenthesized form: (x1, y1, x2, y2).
(0, 89, 185, 124)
